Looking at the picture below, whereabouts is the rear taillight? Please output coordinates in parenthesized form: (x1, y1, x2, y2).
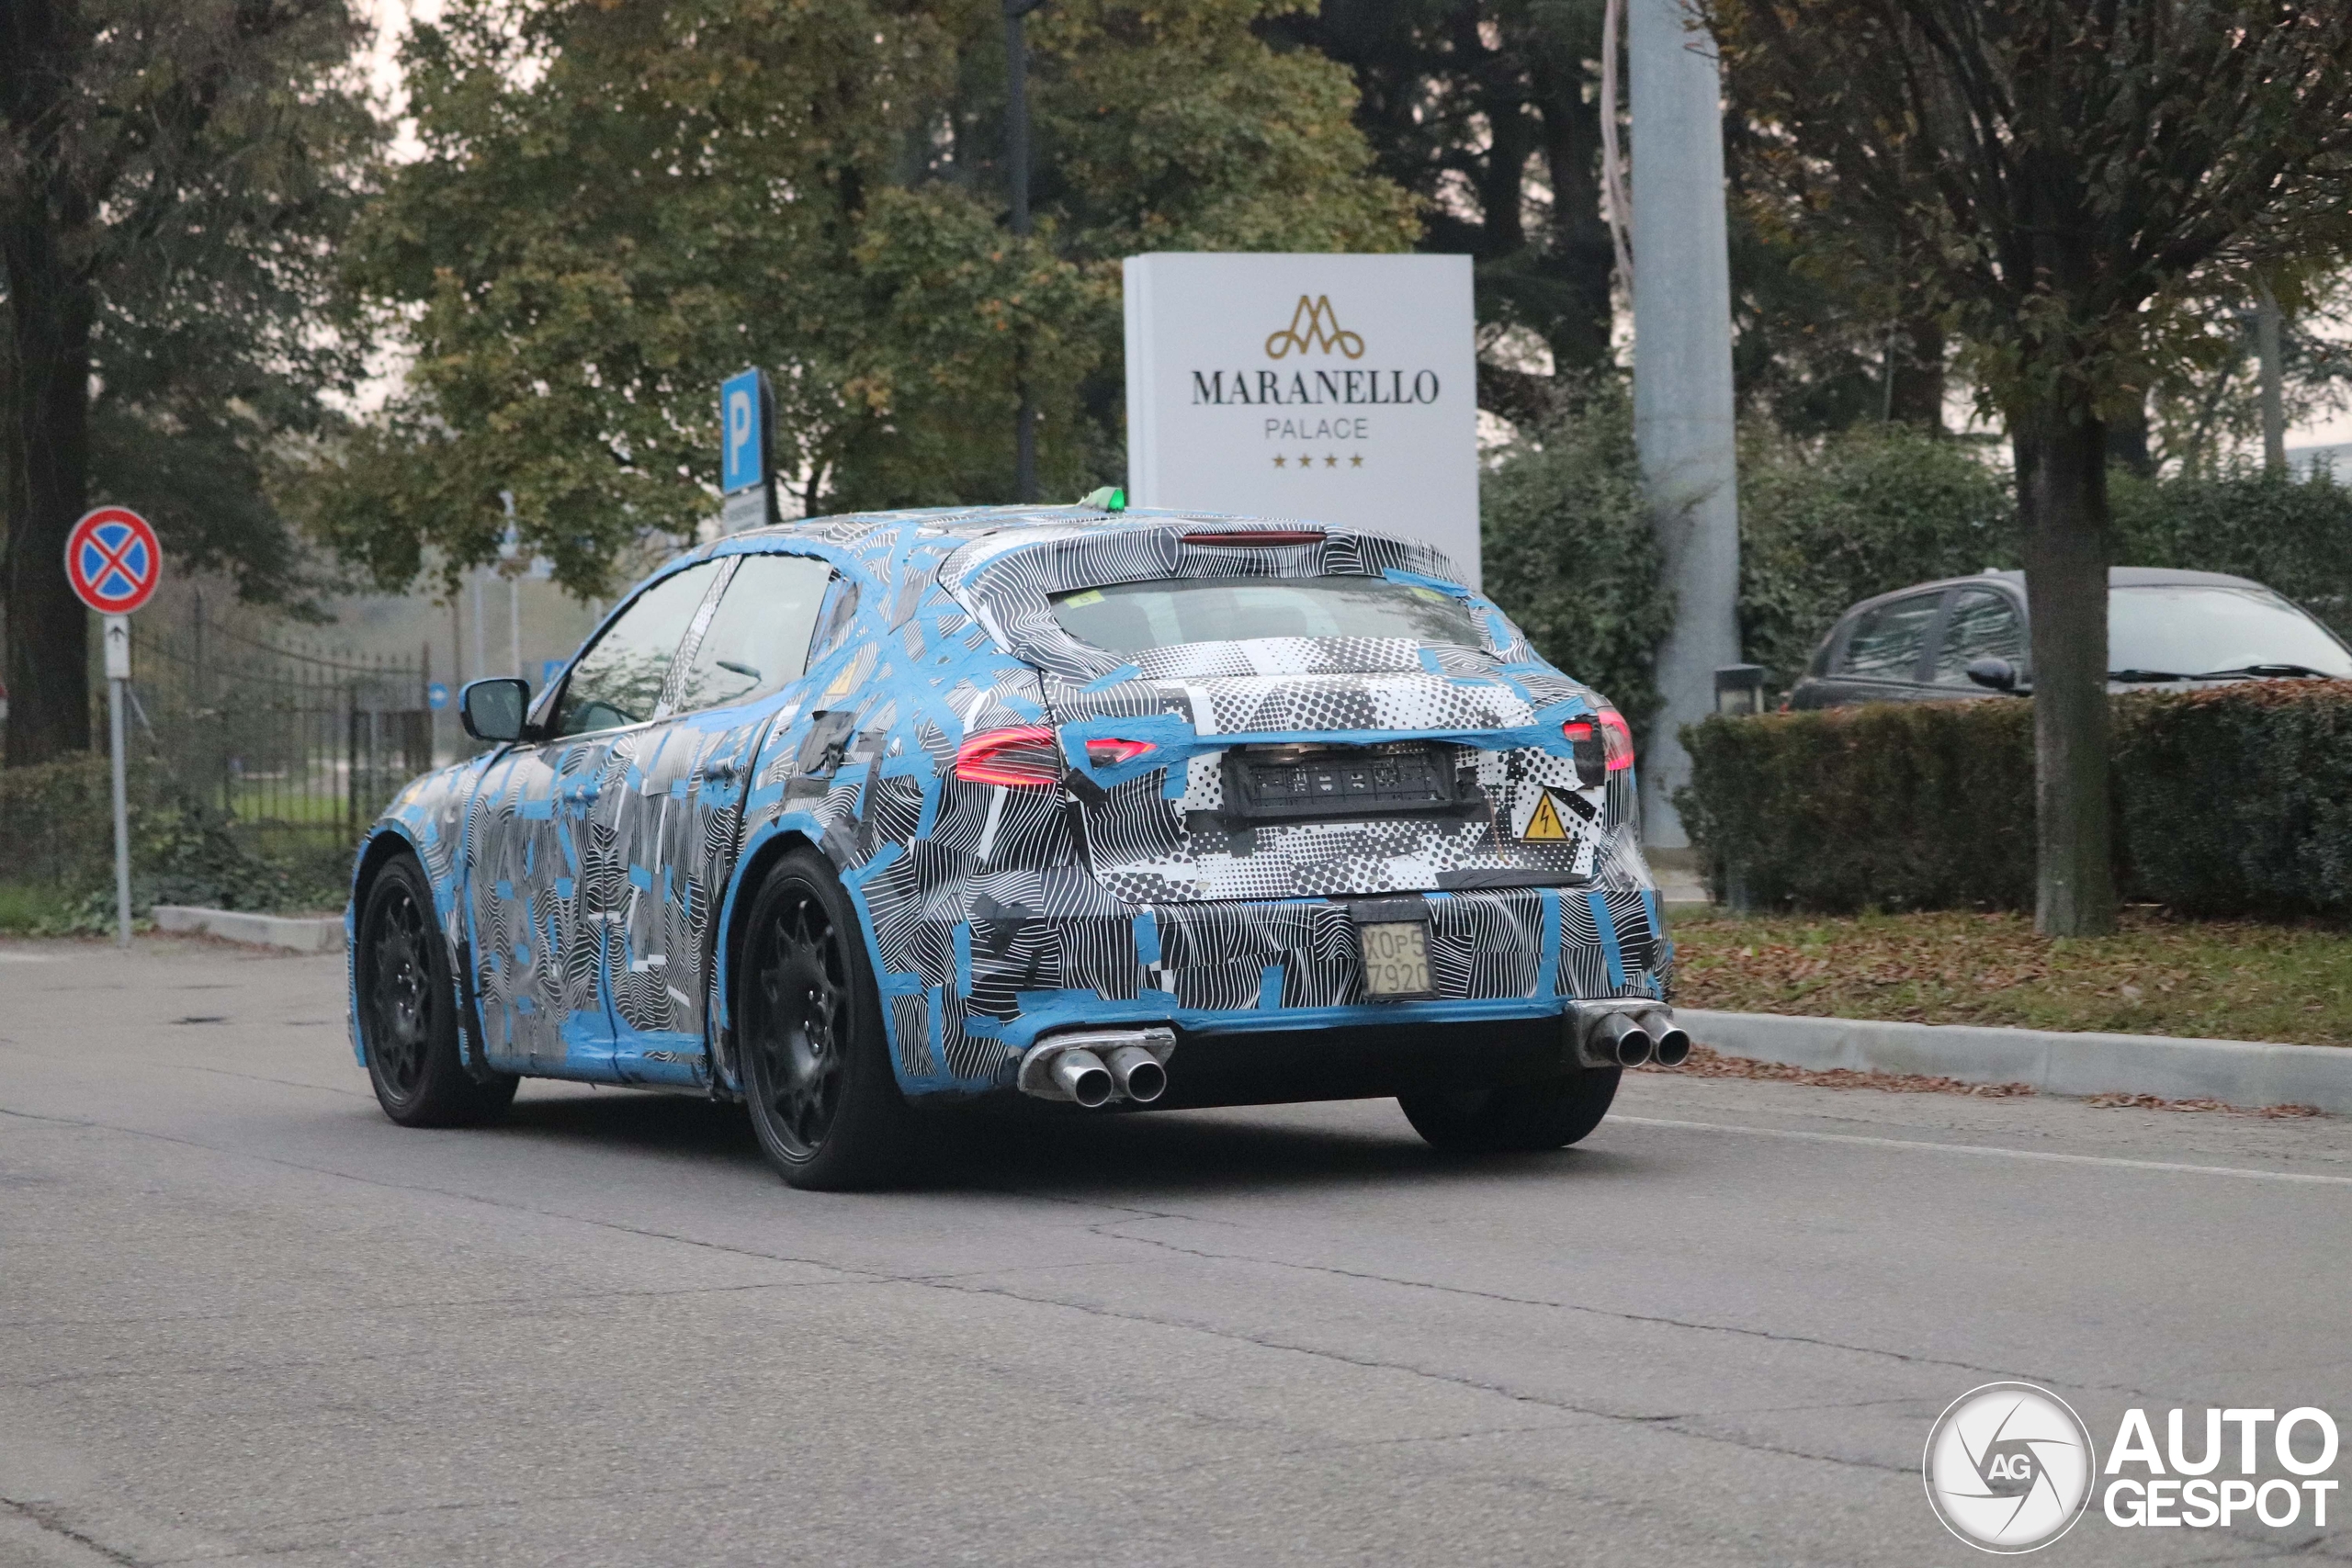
(1083, 738, 1156, 767)
(955, 726, 1062, 787)
(1564, 706, 1635, 775)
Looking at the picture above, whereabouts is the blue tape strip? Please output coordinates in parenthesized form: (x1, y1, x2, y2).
(1589, 891, 1626, 990)
(1536, 887, 1562, 998)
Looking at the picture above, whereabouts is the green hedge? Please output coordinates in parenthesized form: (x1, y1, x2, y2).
(0, 752, 337, 926)
(1677, 682, 2352, 919)
(2115, 682, 2352, 916)
(1480, 379, 1668, 736)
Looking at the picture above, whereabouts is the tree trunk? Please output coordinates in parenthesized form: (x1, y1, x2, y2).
(3, 0, 96, 768)
(0, 219, 96, 767)
(2104, 389, 2154, 479)
(1886, 313, 1946, 430)
(2015, 406, 2116, 937)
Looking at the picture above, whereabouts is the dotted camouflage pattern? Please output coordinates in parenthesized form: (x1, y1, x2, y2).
(352, 505, 1668, 1099)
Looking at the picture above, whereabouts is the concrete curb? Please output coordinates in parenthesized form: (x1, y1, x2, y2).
(151, 906, 345, 954)
(1679, 1008, 2352, 1114)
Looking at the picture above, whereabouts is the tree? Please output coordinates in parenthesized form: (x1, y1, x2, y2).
(1706, 0, 2352, 934)
(1, 0, 379, 768)
(300, 0, 1414, 601)
(1265, 1, 1618, 422)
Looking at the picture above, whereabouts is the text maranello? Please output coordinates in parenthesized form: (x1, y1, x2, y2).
(1190, 368, 1442, 407)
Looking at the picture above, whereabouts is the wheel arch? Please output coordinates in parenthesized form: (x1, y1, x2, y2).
(710, 820, 828, 1092)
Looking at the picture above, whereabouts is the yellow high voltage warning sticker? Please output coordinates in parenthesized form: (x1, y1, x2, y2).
(1522, 793, 1568, 841)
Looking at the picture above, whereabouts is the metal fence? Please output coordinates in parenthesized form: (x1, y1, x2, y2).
(127, 606, 432, 855)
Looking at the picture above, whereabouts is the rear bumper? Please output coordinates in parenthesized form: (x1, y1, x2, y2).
(856, 876, 1674, 1099)
(1015, 999, 1682, 1111)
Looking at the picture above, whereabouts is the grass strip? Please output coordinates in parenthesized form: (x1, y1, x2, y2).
(1668, 906, 2352, 1048)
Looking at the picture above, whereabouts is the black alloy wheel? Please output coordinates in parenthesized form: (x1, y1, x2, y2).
(752, 886, 848, 1154)
(740, 849, 917, 1190)
(357, 854, 517, 1127)
(367, 878, 435, 1101)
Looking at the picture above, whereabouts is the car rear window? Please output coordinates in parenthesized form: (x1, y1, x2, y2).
(1048, 576, 1484, 654)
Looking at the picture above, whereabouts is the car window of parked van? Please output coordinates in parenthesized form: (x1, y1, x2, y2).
(551, 561, 724, 737)
(1932, 589, 2026, 684)
(1836, 592, 1942, 682)
(673, 554, 836, 713)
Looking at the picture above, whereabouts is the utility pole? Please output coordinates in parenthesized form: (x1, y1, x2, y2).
(2257, 286, 2288, 473)
(1630, 0, 1740, 851)
(499, 491, 523, 679)
(1005, 0, 1048, 503)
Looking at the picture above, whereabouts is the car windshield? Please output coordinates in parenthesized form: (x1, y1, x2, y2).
(2108, 585, 2352, 679)
(1049, 575, 1485, 654)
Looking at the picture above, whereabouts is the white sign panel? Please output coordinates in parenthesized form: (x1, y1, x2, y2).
(1123, 253, 1480, 585)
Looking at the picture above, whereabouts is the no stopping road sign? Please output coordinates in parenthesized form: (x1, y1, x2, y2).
(66, 507, 163, 615)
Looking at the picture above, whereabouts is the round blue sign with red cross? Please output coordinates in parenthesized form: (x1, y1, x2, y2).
(65, 506, 163, 615)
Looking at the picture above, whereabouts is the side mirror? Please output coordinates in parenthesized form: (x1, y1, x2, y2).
(1964, 657, 2018, 694)
(460, 677, 530, 742)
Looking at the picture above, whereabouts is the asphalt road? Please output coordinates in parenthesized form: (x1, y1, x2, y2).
(4, 935, 2349, 1567)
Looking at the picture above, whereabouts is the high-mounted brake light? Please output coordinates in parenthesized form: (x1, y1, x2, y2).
(1181, 529, 1326, 546)
(955, 726, 1063, 787)
(1564, 707, 1635, 774)
(1083, 738, 1156, 767)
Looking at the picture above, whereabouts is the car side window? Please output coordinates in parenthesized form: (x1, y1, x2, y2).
(673, 554, 837, 713)
(550, 561, 724, 737)
(1837, 592, 1943, 682)
(1933, 589, 2026, 684)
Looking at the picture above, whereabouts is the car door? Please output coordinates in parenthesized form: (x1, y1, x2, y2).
(465, 558, 727, 1077)
(599, 550, 838, 1086)
(1802, 590, 1949, 707)
(1927, 586, 2028, 695)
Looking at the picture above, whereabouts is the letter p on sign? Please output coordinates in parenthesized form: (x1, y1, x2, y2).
(720, 367, 766, 495)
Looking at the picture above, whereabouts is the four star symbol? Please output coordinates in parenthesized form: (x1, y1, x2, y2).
(1271, 453, 1365, 468)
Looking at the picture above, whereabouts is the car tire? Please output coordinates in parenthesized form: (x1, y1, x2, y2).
(1398, 1067, 1621, 1153)
(739, 847, 917, 1190)
(357, 854, 519, 1128)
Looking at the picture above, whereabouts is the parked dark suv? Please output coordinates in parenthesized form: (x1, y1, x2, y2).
(1785, 567, 2352, 709)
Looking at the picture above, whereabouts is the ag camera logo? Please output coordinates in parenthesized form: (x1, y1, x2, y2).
(1923, 1382, 2096, 1552)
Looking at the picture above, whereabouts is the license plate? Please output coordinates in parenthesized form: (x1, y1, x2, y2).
(1360, 920, 1432, 998)
(1227, 744, 1461, 821)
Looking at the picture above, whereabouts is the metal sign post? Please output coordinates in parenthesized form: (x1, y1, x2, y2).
(104, 617, 132, 945)
(64, 506, 164, 949)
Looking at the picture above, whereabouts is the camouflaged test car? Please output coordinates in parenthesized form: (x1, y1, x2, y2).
(347, 503, 1688, 1189)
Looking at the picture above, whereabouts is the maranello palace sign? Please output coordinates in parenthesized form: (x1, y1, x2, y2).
(1122, 253, 1481, 584)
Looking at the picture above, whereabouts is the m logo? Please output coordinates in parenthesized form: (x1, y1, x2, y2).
(1264, 295, 1365, 361)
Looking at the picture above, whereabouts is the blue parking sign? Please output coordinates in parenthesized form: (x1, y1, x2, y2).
(426, 682, 449, 712)
(542, 659, 565, 691)
(720, 367, 768, 495)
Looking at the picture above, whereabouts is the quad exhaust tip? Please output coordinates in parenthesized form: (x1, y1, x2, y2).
(1105, 1045, 1167, 1105)
(1574, 1004, 1687, 1070)
(1019, 1027, 1178, 1107)
(1052, 1048, 1114, 1109)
